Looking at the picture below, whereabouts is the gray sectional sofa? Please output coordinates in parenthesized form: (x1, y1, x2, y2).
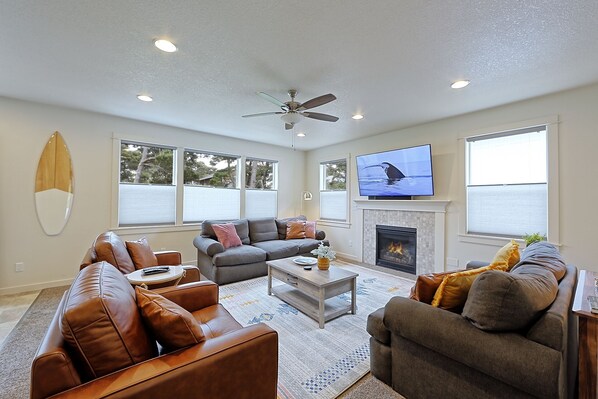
(367, 242, 578, 399)
(193, 216, 328, 284)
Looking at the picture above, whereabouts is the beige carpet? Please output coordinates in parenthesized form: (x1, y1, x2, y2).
(340, 373, 404, 399)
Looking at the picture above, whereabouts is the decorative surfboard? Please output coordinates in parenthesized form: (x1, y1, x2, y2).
(35, 132, 74, 235)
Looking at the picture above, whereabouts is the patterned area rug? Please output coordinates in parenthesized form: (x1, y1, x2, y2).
(219, 261, 413, 399)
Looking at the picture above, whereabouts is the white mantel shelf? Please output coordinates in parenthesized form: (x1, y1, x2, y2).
(353, 199, 450, 213)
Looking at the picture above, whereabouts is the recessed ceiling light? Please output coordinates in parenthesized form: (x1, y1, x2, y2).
(352, 114, 364, 120)
(154, 39, 177, 53)
(137, 95, 153, 102)
(297, 132, 306, 137)
(451, 80, 470, 89)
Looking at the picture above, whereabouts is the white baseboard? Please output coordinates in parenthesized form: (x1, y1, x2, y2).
(0, 278, 74, 296)
(183, 259, 197, 266)
(336, 252, 360, 262)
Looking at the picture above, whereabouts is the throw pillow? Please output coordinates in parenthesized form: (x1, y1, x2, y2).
(409, 270, 455, 304)
(212, 223, 243, 249)
(431, 262, 508, 311)
(286, 221, 306, 239)
(125, 237, 159, 270)
(462, 265, 558, 331)
(135, 286, 205, 351)
(492, 240, 520, 270)
(304, 221, 316, 239)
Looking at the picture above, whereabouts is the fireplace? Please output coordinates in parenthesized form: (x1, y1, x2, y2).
(375, 225, 417, 274)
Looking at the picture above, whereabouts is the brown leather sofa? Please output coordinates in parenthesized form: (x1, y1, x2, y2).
(81, 231, 200, 285)
(30, 262, 278, 399)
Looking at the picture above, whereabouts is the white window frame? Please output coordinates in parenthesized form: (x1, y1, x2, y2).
(319, 157, 349, 223)
(243, 157, 279, 218)
(458, 116, 559, 246)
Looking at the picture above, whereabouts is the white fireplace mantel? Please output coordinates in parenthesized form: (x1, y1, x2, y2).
(353, 199, 450, 213)
(354, 199, 451, 273)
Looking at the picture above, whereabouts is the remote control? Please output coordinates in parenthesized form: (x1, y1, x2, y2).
(142, 266, 170, 276)
(588, 295, 598, 314)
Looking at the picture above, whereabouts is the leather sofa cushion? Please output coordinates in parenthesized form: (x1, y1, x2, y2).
(409, 270, 455, 304)
(202, 219, 250, 245)
(276, 215, 307, 239)
(193, 304, 243, 339)
(93, 231, 135, 274)
(60, 262, 157, 379)
(252, 240, 299, 260)
(212, 245, 267, 266)
(125, 237, 159, 269)
(511, 241, 567, 281)
(462, 265, 558, 331)
(248, 218, 280, 242)
(136, 287, 205, 351)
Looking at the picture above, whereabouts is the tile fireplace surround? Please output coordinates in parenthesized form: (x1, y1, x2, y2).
(354, 200, 450, 275)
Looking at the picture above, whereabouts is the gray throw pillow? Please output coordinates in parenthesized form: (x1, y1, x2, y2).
(462, 266, 558, 331)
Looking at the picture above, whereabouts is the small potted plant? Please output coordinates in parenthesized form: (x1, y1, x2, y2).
(310, 243, 336, 270)
(522, 232, 546, 247)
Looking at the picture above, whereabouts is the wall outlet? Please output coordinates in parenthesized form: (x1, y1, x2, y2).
(15, 262, 24, 272)
(348, 240, 353, 247)
(446, 258, 459, 268)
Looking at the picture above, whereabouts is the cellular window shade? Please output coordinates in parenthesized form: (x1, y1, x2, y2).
(183, 186, 240, 222)
(245, 190, 277, 218)
(320, 191, 347, 221)
(119, 184, 175, 226)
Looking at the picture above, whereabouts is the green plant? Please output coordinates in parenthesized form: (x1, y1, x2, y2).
(310, 243, 336, 260)
(522, 233, 546, 246)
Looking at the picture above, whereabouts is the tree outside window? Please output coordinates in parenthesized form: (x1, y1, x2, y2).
(120, 142, 174, 184)
(184, 151, 238, 188)
(245, 159, 275, 189)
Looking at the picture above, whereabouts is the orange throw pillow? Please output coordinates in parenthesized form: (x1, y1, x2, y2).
(212, 223, 243, 249)
(135, 287, 205, 351)
(286, 221, 306, 239)
(431, 262, 508, 310)
(409, 271, 456, 304)
(125, 237, 159, 270)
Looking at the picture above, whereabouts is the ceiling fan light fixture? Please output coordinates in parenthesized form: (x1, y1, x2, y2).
(281, 112, 302, 125)
(137, 94, 153, 102)
(451, 80, 470, 89)
(154, 39, 177, 53)
(352, 114, 364, 120)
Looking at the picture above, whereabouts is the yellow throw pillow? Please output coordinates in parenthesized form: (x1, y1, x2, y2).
(492, 240, 520, 270)
(431, 262, 508, 310)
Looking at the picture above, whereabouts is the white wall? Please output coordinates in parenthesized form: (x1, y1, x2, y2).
(305, 83, 598, 273)
(0, 97, 305, 293)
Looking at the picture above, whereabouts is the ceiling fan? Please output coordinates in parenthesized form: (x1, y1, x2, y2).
(242, 89, 339, 130)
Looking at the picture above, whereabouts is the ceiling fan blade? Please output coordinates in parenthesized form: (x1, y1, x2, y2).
(285, 123, 294, 130)
(298, 94, 336, 110)
(242, 112, 284, 118)
(302, 112, 339, 122)
(257, 92, 287, 108)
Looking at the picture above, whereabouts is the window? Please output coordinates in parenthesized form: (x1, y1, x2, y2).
(320, 159, 347, 221)
(466, 126, 548, 237)
(119, 142, 175, 226)
(183, 150, 240, 222)
(244, 158, 278, 218)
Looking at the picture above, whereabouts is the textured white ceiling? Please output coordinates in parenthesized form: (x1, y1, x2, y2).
(2, 1, 598, 150)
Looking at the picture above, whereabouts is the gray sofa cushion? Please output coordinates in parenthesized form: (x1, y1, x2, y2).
(511, 241, 567, 281)
(251, 240, 299, 260)
(202, 219, 250, 245)
(275, 215, 307, 240)
(286, 238, 326, 254)
(248, 218, 279, 243)
(212, 245, 266, 267)
(462, 265, 558, 331)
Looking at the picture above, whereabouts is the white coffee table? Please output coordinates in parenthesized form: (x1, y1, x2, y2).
(126, 265, 184, 287)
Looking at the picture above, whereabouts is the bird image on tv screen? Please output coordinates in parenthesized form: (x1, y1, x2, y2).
(356, 144, 434, 197)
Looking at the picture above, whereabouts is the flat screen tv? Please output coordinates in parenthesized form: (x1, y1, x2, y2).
(356, 144, 434, 198)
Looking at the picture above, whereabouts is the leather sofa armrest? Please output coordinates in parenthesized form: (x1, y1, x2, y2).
(155, 250, 182, 265)
(80, 248, 94, 270)
(153, 281, 218, 312)
(315, 230, 326, 240)
(383, 296, 561, 397)
(49, 324, 278, 399)
(193, 235, 225, 256)
(179, 265, 201, 284)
